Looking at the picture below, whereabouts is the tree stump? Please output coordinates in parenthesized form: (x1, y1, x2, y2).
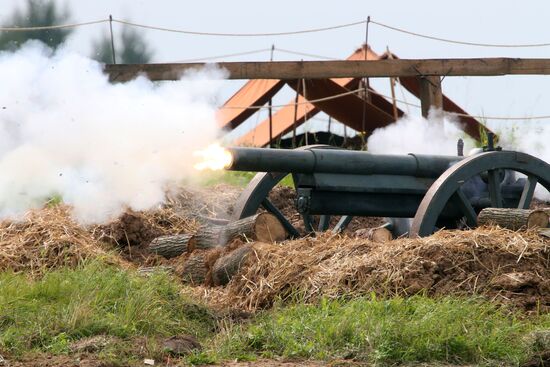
(541, 208, 550, 226)
(148, 234, 196, 259)
(477, 208, 549, 230)
(211, 244, 255, 286)
(367, 226, 393, 242)
(181, 251, 208, 285)
(354, 225, 393, 242)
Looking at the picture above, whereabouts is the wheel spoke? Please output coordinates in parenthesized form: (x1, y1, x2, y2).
(451, 188, 477, 227)
(303, 214, 316, 233)
(487, 169, 503, 208)
(261, 198, 300, 238)
(332, 215, 354, 234)
(318, 215, 331, 231)
(518, 175, 538, 209)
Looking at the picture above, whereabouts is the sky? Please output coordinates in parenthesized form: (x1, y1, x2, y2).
(1, 0, 550, 137)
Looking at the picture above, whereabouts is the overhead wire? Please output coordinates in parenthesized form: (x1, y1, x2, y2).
(274, 48, 339, 60)
(0, 19, 108, 31)
(370, 19, 550, 48)
(168, 48, 272, 63)
(220, 87, 367, 110)
(2, 16, 549, 49)
(112, 18, 367, 37)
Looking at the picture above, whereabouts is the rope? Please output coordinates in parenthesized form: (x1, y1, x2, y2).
(452, 112, 550, 120)
(363, 91, 550, 120)
(222, 87, 550, 121)
(112, 19, 367, 37)
(370, 19, 550, 48)
(169, 48, 272, 63)
(366, 91, 550, 120)
(220, 87, 366, 110)
(274, 48, 339, 60)
(0, 19, 108, 31)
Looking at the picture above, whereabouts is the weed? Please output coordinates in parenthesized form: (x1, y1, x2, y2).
(0, 261, 215, 356)
(204, 296, 549, 365)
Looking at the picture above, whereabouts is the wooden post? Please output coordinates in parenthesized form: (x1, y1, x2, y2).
(386, 47, 399, 121)
(419, 75, 443, 118)
(268, 44, 275, 148)
(292, 79, 301, 148)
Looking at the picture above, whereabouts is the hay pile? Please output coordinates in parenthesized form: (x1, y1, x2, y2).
(0, 206, 112, 275)
(222, 227, 550, 311)
(0, 186, 234, 274)
(93, 207, 199, 249)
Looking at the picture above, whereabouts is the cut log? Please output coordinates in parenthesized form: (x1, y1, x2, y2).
(367, 226, 393, 242)
(477, 208, 549, 230)
(181, 250, 208, 285)
(192, 225, 224, 251)
(148, 234, 196, 259)
(193, 213, 287, 251)
(211, 244, 255, 286)
(539, 228, 550, 239)
(195, 215, 230, 226)
(220, 213, 287, 245)
(354, 225, 393, 242)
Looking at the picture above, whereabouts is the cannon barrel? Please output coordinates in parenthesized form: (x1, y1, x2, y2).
(226, 147, 462, 178)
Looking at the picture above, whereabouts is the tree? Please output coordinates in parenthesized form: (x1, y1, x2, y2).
(0, 0, 72, 51)
(92, 27, 153, 64)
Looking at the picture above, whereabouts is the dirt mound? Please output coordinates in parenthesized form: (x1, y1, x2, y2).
(221, 227, 550, 312)
(0, 206, 113, 274)
(0, 185, 238, 273)
(94, 207, 198, 248)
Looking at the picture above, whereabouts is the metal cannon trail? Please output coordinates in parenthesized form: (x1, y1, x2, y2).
(216, 138, 550, 238)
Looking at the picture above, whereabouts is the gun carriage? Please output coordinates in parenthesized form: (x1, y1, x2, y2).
(224, 137, 550, 238)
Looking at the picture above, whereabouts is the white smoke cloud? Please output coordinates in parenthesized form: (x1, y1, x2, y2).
(0, 42, 225, 223)
(367, 109, 473, 156)
(497, 122, 550, 201)
(367, 109, 550, 201)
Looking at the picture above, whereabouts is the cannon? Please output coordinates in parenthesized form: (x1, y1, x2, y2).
(224, 140, 550, 238)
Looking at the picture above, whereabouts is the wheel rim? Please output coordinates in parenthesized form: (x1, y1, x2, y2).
(410, 151, 550, 237)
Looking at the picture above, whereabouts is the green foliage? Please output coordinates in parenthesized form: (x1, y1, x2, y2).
(45, 194, 63, 207)
(92, 27, 153, 64)
(0, 261, 215, 356)
(0, 0, 72, 51)
(207, 296, 550, 365)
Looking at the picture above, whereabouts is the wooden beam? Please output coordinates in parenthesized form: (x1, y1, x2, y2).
(104, 58, 550, 81)
(419, 76, 443, 118)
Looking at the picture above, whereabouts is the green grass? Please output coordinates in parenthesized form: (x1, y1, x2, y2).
(197, 171, 294, 188)
(0, 261, 215, 358)
(199, 296, 550, 366)
(2, 264, 549, 366)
